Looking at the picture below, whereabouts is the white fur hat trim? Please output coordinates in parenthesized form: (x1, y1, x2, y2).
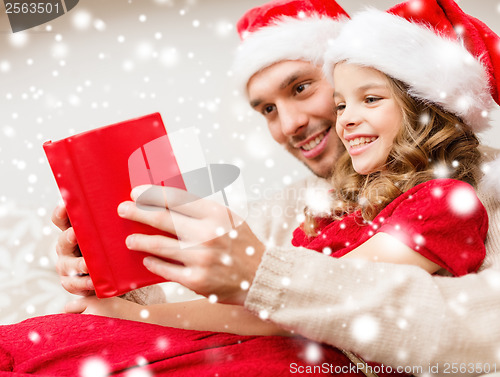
(323, 9, 493, 132)
(233, 15, 346, 95)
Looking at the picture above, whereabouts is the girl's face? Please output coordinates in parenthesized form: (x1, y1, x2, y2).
(333, 63, 402, 175)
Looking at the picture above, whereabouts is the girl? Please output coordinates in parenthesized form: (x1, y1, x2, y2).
(292, 5, 495, 277)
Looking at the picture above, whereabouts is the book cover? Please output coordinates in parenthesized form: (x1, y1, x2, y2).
(43, 112, 185, 298)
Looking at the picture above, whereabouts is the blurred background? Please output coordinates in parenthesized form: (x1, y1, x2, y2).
(1, 0, 499, 324)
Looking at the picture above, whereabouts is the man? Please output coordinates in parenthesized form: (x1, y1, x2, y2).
(53, 0, 347, 305)
(54, 0, 500, 375)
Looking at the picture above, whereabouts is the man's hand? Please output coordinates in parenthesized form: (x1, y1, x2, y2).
(117, 185, 265, 305)
(51, 205, 95, 296)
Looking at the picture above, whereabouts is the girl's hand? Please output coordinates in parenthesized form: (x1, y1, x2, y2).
(65, 296, 141, 321)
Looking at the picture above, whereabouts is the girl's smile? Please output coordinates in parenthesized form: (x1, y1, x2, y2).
(343, 134, 379, 155)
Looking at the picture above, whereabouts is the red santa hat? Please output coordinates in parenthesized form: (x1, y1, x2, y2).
(323, 0, 500, 132)
(233, 0, 349, 93)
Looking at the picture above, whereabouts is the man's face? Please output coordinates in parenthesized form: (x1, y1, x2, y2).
(247, 60, 345, 178)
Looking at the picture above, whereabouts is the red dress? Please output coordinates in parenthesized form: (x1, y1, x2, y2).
(292, 179, 488, 276)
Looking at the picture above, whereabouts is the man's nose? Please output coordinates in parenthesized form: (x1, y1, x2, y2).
(278, 102, 308, 136)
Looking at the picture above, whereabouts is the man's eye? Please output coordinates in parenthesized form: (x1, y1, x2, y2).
(296, 83, 310, 94)
(263, 105, 275, 115)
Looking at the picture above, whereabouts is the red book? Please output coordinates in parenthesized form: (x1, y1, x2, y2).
(43, 113, 185, 298)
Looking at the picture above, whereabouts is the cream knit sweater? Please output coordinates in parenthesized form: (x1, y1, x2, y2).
(245, 146, 500, 377)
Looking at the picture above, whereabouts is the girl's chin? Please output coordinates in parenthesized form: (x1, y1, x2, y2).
(353, 164, 381, 175)
(352, 156, 386, 175)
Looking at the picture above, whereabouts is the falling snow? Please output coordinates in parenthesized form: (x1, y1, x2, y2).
(239, 280, 249, 290)
(304, 182, 333, 216)
(305, 343, 322, 363)
(259, 310, 269, 320)
(28, 330, 41, 343)
(449, 186, 477, 216)
(351, 315, 380, 343)
(80, 357, 110, 377)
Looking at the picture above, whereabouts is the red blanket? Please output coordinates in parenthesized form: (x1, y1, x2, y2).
(0, 314, 369, 377)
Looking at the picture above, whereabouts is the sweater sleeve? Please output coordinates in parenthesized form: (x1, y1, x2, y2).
(121, 285, 167, 305)
(245, 184, 500, 375)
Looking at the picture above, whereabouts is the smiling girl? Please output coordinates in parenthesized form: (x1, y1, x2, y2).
(292, 4, 498, 277)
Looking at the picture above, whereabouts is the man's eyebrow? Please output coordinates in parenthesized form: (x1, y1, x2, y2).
(250, 70, 312, 109)
(250, 99, 262, 109)
(280, 71, 304, 90)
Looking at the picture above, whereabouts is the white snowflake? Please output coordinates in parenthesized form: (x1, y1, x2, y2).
(409, 0, 424, 12)
(136, 42, 154, 60)
(215, 20, 233, 37)
(264, 158, 274, 168)
(413, 234, 425, 246)
(8, 32, 28, 48)
(455, 95, 473, 113)
(160, 47, 179, 67)
(281, 277, 291, 286)
(484, 270, 500, 290)
(397, 318, 408, 330)
(305, 343, 322, 363)
(156, 337, 169, 350)
(419, 112, 430, 126)
(72, 10, 92, 30)
(79, 357, 110, 377)
(240, 280, 249, 290)
(433, 163, 450, 178)
(304, 184, 332, 216)
(259, 309, 269, 320)
(449, 186, 477, 216)
(93, 19, 106, 31)
(351, 315, 379, 343)
(51, 43, 68, 59)
(0, 60, 11, 73)
(28, 331, 40, 343)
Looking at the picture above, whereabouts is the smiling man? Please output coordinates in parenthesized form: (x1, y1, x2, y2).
(246, 59, 345, 178)
(233, 0, 348, 179)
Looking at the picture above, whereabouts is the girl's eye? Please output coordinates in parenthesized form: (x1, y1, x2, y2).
(365, 96, 382, 104)
(335, 103, 345, 113)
